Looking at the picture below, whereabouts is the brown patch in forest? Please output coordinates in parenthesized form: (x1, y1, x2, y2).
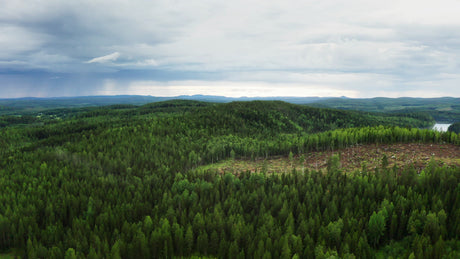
(209, 143, 460, 174)
(303, 143, 460, 172)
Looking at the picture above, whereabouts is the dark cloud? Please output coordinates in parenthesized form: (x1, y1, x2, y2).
(1, 0, 460, 97)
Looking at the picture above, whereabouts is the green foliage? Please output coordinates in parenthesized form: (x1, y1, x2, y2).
(381, 154, 389, 168)
(327, 154, 341, 172)
(0, 100, 458, 258)
(311, 97, 460, 123)
(368, 211, 386, 247)
(448, 122, 460, 133)
(64, 248, 77, 259)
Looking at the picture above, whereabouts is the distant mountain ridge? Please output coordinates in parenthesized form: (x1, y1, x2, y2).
(0, 94, 331, 104)
(0, 95, 331, 115)
(0, 95, 459, 123)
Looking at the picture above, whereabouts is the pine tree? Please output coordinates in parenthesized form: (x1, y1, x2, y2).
(185, 225, 194, 255)
(64, 248, 77, 259)
(368, 211, 386, 247)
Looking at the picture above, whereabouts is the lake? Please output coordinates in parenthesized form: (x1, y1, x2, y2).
(432, 123, 451, 132)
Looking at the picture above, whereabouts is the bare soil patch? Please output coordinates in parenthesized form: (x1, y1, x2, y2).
(206, 143, 460, 174)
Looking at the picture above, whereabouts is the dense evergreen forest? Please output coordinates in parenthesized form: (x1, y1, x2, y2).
(0, 96, 325, 116)
(309, 97, 460, 123)
(0, 100, 459, 258)
(2, 95, 458, 124)
(449, 122, 460, 134)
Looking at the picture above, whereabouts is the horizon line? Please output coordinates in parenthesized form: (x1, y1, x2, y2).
(1, 94, 459, 100)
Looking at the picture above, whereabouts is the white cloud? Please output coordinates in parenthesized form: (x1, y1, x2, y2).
(112, 58, 159, 68)
(86, 52, 120, 64)
(1, 0, 460, 97)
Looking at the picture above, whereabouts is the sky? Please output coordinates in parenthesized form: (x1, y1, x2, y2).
(1, 0, 460, 98)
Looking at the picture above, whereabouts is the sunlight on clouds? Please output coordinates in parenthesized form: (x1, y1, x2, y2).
(125, 81, 360, 98)
(86, 52, 120, 64)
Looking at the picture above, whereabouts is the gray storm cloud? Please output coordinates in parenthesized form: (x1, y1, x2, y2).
(1, 0, 460, 97)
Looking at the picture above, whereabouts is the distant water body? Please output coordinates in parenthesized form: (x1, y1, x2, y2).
(432, 123, 451, 132)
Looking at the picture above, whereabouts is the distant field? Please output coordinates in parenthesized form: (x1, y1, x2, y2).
(199, 143, 460, 174)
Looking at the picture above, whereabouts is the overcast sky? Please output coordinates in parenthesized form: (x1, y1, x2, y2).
(1, 0, 460, 98)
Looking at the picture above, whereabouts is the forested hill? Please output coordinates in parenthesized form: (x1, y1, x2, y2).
(184, 100, 435, 134)
(0, 96, 327, 115)
(1, 100, 434, 131)
(0, 100, 459, 258)
(94, 99, 436, 133)
(140, 100, 436, 133)
(310, 97, 460, 123)
(2, 95, 458, 123)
